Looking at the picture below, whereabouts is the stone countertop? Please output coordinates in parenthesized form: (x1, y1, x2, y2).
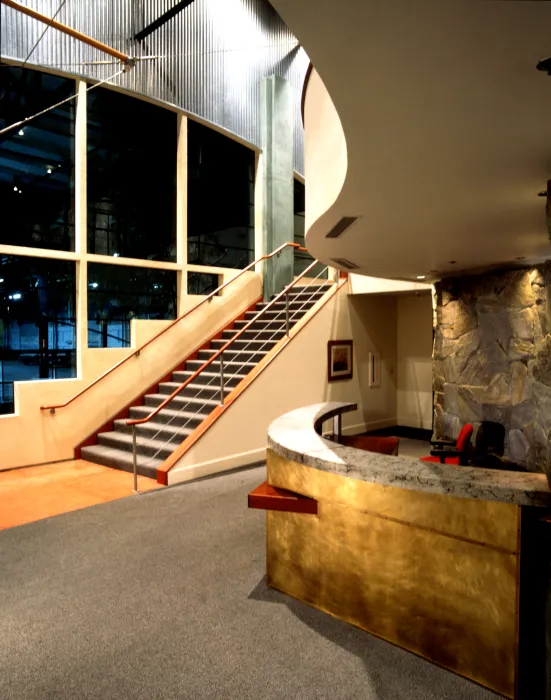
(267, 402, 551, 507)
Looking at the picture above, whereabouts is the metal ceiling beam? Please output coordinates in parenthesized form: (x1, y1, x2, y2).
(134, 0, 196, 42)
(0, 0, 131, 64)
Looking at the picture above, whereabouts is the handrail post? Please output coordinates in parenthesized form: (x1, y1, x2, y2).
(132, 425, 138, 493)
(332, 414, 342, 442)
(285, 290, 290, 337)
(219, 351, 225, 405)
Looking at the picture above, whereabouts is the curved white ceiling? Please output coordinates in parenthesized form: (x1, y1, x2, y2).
(271, 0, 551, 280)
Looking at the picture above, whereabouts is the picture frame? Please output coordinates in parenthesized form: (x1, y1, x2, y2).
(327, 340, 353, 382)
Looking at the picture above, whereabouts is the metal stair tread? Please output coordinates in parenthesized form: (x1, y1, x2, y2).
(80, 444, 162, 475)
(130, 405, 211, 422)
(113, 418, 194, 438)
(158, 381, 233, 393)
(145, 393, 221, 407)
(171, 370, 248, 381)
(185, 359, 257, 369)
(98, 430, 173, 452)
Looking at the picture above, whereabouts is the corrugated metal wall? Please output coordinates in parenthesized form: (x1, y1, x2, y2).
(0, 0, 308, 173)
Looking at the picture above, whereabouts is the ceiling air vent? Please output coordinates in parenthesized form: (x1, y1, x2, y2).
(331, 257, 360, 270)
(325, 216, 358, 239)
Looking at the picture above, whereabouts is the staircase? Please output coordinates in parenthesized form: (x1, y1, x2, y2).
(81, 283, 332, 479)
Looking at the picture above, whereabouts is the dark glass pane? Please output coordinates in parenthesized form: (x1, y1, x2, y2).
(0, 256, 76, 414)
(87, 264, 176, 348)
(87, 89, 177, 261)
(188, 120, 254, 269)
(0, 65, 75, 251)
(187, 271, 219, 296)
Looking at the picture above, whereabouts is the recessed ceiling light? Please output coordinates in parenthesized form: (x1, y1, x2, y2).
(448, 260, 457, 265)
(18, 129, 24, 136)
(13, 186, 17, 192)
(416, 275, 426, 280)
(47, 168, 52, 174)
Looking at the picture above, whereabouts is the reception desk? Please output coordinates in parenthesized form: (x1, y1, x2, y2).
(253, 402, 551, 699)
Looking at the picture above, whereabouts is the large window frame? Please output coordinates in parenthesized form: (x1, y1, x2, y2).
(0, 62, 262, 411)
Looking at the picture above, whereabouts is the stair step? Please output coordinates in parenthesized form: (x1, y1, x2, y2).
(185, 359, 257, 374)
(81, 444, 162, 480)
(278, 287, 329, 298)
(255, 299, 321, 311)
(129, 404, 209, 428)
(98, 430, 177, 460)
(210, 338, 278, 352)
(233, 319, 287, 331)
(244, 308, 311, 321)
(168, 371, 245, 388)
(198, 348, 268, 364)
(158, 381, 233, 398)
(221, 328, 286, 341)
(114, 418, 194, 443)
(145, 393, 220, 412)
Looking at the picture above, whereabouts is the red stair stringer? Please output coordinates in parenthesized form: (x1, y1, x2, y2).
(74, 297, 262, 460)
(156, 278, 347, 485)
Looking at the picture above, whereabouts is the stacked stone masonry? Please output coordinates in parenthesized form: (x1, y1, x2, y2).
(434, 265, 551, 475)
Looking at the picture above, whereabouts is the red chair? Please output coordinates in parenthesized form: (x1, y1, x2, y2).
(420, 424, 474, 466)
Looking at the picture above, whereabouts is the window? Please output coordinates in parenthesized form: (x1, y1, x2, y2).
(187, 271, 219, 296)
(87, 264, 177, 347)
(87, 89, 177, 261)
(0, 256, 76, 414)
(188, 120, 254, 269)
(0, 66, 75, 251)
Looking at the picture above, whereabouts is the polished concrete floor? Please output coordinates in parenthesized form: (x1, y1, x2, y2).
(0, 466, 498, 699)
(0, 460, 160, 530)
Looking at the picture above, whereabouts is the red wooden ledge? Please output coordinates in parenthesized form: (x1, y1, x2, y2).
(248, 481, 318, 515)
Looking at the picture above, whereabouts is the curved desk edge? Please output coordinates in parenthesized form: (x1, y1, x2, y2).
(267, 402, 551, 507)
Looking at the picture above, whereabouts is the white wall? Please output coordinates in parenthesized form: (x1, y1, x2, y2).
(396, 292, 433, 430)
(169, 282, 398, 483)
(349, 274, 431, 295)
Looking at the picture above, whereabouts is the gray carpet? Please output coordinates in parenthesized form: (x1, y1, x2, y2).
(0, 466, 499, 700)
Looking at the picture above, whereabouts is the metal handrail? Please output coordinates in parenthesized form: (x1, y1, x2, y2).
(135, 263, 332, 469)
(40, 242, 304, 412)
(126, 258, 320, 428)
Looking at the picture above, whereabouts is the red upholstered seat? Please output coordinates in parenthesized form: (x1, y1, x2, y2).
(338, 435, 399, 456)
(420, 455, 460, 465)
(420, 424, 474, 466)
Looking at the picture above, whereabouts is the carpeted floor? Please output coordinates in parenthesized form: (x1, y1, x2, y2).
(0, 466, 499, 700)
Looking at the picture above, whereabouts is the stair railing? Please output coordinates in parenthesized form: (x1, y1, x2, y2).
(40, 241, 305, 414)
(130, 264, 334, 478)
(126, 261, 334, 479)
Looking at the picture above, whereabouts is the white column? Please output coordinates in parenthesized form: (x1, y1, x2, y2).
(176, 113, 188, 316)
(74, 80, 87, 376)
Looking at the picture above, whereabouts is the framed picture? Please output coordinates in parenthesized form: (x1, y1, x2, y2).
(328, 340, 353, 382)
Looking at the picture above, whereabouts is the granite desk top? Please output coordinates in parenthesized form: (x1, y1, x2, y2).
(267, 402, 551, 507)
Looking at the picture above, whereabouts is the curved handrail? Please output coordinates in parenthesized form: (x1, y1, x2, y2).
(41, 242, 304, 412)
(126, 257, 320, 427)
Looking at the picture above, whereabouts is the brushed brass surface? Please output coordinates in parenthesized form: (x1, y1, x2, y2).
(267, 449, 519, 553)
(266, 451, 520, 698)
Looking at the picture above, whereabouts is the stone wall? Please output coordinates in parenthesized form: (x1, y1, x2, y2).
(433, 264, 551, 473)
